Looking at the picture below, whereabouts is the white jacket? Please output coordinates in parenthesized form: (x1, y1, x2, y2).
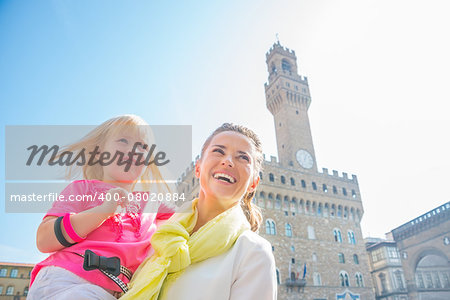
(161, 230, 277, 300)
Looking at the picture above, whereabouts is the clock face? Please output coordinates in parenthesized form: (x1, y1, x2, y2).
(296, 149, 313, 169)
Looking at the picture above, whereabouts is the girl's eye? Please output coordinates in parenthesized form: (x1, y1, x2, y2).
(118, 138, 128, 144)
(212, 148, 225, 154)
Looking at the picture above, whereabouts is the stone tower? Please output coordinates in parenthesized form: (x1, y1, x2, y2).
(265, 42, 316, 172)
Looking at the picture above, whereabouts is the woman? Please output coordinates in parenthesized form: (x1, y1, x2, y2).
(121, 123, 277, 300)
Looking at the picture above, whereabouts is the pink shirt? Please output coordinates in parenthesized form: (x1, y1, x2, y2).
(30, 180, 173, 292)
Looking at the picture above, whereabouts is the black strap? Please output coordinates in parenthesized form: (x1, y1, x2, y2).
(54, 216, 75, 247)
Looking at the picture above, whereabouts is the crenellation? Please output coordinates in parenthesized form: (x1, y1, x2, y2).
(322, 168, 329, 175)
(332, 170, 339, 177)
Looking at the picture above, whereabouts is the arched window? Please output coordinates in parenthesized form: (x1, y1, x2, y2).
(301, 180, 306, 188)
(352, 189, 356, 198)
(340, 272, 350, 287)
(394, 270, 404, 290)
(355, 273, 364, 287)
(322, 184, 328, 192)
(348, 230, 356, 244)
(333, 229, 342, 243)
(338, 253, 345, 263)
(312, 182, 317, 190)
(281, 176, 286, 184)
(331, 204, 336, 217)
(267, 193, 273, 209)
(313, 273, 322, 286)
(269, 173, 274, 182)
(333, 185, 337, 194)
(312, 253, 318, 262)
(6, 286, 14, 295)
(290, 177, 295, 186)
(275, 195, 281, 210)
(24, 286, 29, 296)
(259, 171, 263, 180)
(283, 196, 290, 211)
(0, 268, 7, 277)
(0, 286, 3, 295)
(276, 269, 280, 284)
(265, 219, 277, 235)
(285, 223, 292, 237)
(353, 254, 359, 265)
(317, 203, 323, 216)
(342, 187, 347, 196)
(258, 191, 265, 208)
(290, 198, 297, 212)
(337, 205, 342, 218)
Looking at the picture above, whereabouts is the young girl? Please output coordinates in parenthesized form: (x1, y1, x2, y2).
(121, 123, 277, 300)
(28, 115, 173, 300)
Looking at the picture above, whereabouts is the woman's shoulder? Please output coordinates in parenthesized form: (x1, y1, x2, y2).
(235, 230, 273, 256)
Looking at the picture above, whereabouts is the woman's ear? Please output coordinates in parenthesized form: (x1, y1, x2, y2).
(247, 175, 260, 193)
(194, 159, 201, 178)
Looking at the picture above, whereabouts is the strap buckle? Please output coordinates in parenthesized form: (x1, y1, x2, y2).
(83, 249, 121, 276)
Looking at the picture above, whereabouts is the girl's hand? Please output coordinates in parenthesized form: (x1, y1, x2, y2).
(99, 187, 130, 216)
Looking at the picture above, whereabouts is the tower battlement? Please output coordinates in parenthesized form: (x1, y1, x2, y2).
(262, 154, 358, 184)
(265, 41, 296, 60)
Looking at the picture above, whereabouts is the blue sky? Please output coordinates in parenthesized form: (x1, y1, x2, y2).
(1, 0, 450, 263)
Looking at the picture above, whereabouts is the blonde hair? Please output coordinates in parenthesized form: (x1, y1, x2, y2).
(54, 114, 168, 193)
(200, 123, 263, 232)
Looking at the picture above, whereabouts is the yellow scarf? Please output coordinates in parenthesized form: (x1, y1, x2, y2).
(120, 198, 250, 300)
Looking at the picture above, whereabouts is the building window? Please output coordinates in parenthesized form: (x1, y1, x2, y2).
(281, 176, 286, 184)
(10, 269, 18, 278)
(342, 187, 347, 196)
(395, 270, 404, 290)
(353, 254, 359, 264)
(291, 245, 295, 252)
(347, 231, 356, 244)
(313, 273, 322, 286)
(0, 268, 6, 277)
(338, 253, 345, 264)
(269, 173, 274, 182)
(352, 189, 356, 198)
(291, 258, 295, 264)
(24, 286, 29, 296)
(308, 226, 316, 239)
(333, 185, 337, 194)
(275, 195, 281, 210)
(282, 59, 292, 72)
(259, 172, 263, 180)
(285, 223, 292, 237)
(379, 273, 387, 292)
(317, 203, 322, 216)
(312, 182, 317, 190)
(301, 180, 306, 188)
(265, 219, 277, 235)
(322, 184, 328, 193)
(333, 229, 342, 243)
(276, 269, 280, 284)
(416, 272, 425, 289)
(6, 286, 14, 296)
(0, 286, 3, 295)
(387, 247, 400, 259)
(340, 272, 350, 287)
(356, 273, 364, 287)
(290, 177, 295, 186)
(312, 253, 318, 262)
(192, 177, 195, 187)
(337, 206, 342, 218)
(371, 248, 385, 263)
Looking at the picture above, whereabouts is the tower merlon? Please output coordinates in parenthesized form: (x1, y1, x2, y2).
(317, 168, 359, 183)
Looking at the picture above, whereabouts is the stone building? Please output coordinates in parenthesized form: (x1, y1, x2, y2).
(365, 238, 408, 300)
(390, 202, 450, 300)
(177, 42, 375, 300)
(0, 262, 33, 300)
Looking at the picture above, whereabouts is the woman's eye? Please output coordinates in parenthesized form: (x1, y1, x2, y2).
(118, 138, 128, 144)
(240, 155, 250, 162)
(212, 148, 225, 154)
